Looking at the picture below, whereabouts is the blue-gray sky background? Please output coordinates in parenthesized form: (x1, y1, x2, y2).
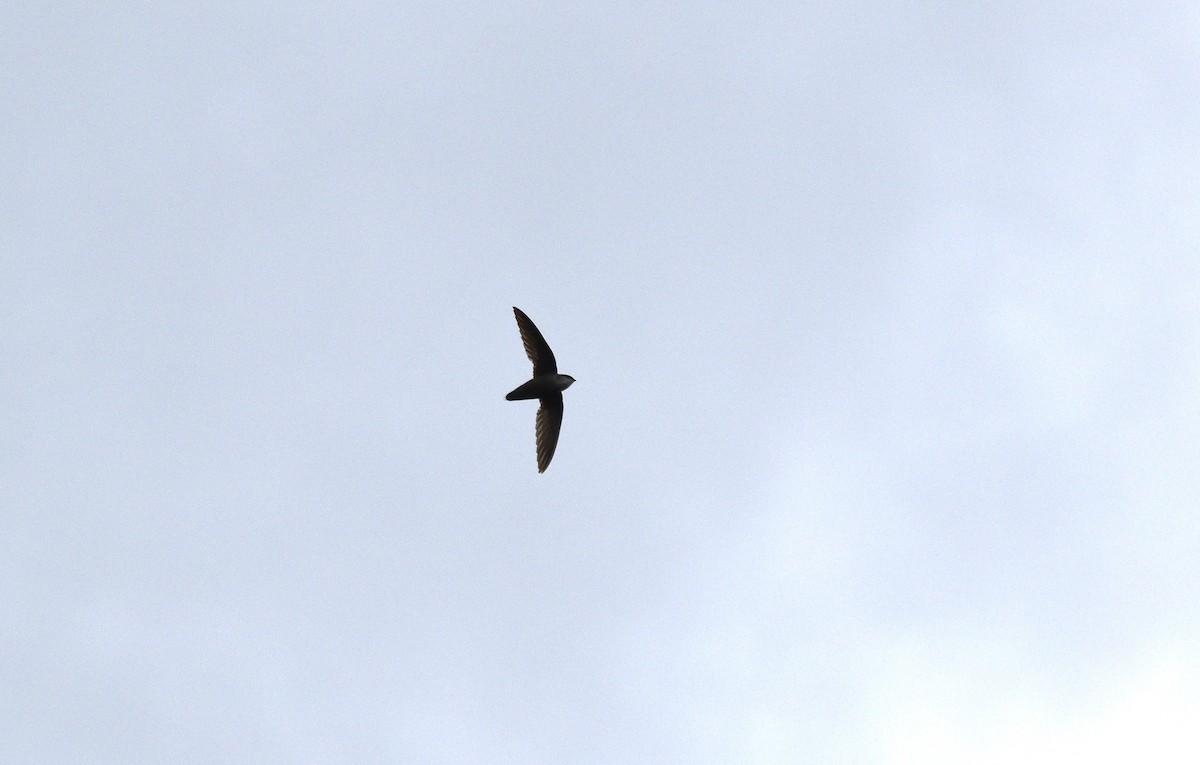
(4, 2, 1199, 762)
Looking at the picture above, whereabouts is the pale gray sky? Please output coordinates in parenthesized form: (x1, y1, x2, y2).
(4, 2, 1200, 763)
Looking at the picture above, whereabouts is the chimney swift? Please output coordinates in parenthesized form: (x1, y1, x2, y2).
(506, 307, 575, 473)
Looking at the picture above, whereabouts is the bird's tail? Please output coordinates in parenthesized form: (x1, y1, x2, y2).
(506, 380, 542, 400)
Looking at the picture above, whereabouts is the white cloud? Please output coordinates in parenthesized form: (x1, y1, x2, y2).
(864, 630, 1200, 765)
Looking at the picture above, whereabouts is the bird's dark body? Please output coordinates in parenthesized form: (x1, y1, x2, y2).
(506, 376, 572, 401)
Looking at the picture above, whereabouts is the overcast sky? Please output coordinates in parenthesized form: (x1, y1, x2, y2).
(4, 2, 1200, 763)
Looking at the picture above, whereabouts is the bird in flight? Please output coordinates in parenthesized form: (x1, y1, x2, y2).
(506, 307, 575, 472)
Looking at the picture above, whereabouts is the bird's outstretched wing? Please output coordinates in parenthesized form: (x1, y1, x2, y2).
(513, 307, 558, 376)
(535, 393, 564, 473)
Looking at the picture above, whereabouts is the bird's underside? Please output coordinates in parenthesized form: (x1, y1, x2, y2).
(507, 307, 574, 473)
